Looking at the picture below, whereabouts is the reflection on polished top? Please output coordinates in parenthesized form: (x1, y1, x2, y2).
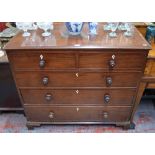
(4, 22, 151, 50)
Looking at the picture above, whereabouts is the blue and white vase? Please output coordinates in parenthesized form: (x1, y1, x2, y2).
(88, 22, 98, 35)
(65, 22, 84, 35)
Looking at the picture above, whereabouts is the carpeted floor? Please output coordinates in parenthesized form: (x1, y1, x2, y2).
(0, 99, 155, 133)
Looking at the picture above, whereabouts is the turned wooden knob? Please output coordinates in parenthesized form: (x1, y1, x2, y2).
(103, 112, 108, 119)
(106, 77, 112, 86)
(39, 59, 45, 68)
(104, 94, 110, 103)
(42, 77, 49, 85)
(109, 59, 116, 68)
(45, 93, 52, 101)
(49, 112, 54, 119)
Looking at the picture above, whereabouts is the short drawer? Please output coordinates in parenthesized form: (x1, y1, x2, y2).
(24, 105, 131, 122)
(21, 89, 136, 106)
(15, 71, 141, 87)
(79, 52, 146, 70)
(8, 52, 76, 69)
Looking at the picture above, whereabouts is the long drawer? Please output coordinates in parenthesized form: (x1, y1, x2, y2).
(24, 105, 131, 122)
(15, 71, 141, 88)
(8, 51, 146, 70)
(21, 89, 136, 106)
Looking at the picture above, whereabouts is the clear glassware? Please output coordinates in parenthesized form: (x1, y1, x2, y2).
(109, 22, 119, 37)
(118, 22, 126, 31)
(37, 22, 53, 37)
(22, 22, 33, 37)
(124, 23, 134, 37)
(16, 22, 33, 37)
(16, 22, 23, 30)
(104, 22, 112, 31)
(29, 22, 38, 30)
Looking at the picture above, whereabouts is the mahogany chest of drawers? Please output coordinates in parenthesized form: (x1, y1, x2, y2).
(5, 23, 151, 129)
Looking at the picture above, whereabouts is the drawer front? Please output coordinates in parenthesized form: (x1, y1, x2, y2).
(24, 106, 131, 122)
(79, 52, 146, 70)
(15, 71, 141, 87)
(9, 52, 76, 69)
(21, 89, 136, 106)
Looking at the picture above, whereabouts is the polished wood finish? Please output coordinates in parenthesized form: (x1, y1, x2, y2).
(5, 22, 150, 129)
(9, 51, 147, 70)
(25, 105, 131, 122)
(15, 71, 141, 88)
(5, 23, 150, 50)
(21, 89, 136, 106)
(134, 22, 147, 37)
(9, 52, 76, 70)
(79, 52, 146, 70)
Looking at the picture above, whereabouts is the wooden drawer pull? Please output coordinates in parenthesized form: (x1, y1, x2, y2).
(104, 94, 110, 103)
(42, 77, 49, 85)
(45, 93, 52, 101)
(39, 55, 45, 68)
(49, 112, 54, 119)
(106, 77, 112, 86)
(40, 59, 45, 68)
(109, 59, 116, 68)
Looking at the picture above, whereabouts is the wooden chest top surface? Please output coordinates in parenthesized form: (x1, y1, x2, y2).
(4, 23, 151, 50)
